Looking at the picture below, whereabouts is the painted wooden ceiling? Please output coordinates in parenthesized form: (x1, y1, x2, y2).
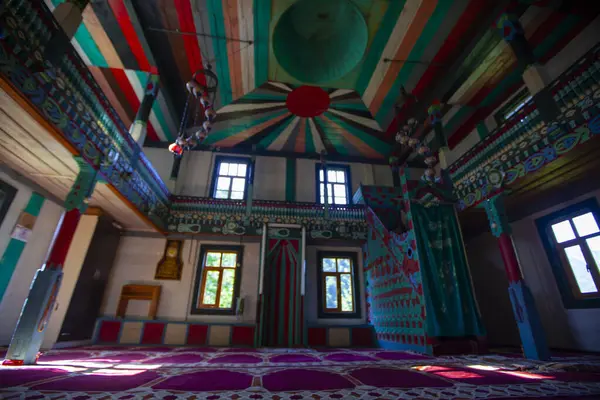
(43, 0, 598, 161)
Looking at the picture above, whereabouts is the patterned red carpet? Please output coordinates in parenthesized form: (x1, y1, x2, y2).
(1, 347, 600, 399)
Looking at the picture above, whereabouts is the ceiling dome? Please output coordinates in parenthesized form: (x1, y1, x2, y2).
(273, 0, 368, 84)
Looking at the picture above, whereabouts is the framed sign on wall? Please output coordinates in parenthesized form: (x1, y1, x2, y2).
(155, 240, 184, 280)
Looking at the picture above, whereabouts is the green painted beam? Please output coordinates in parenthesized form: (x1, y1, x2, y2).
(254, 0, 271, 88)
(285, 158, 296, 201)
(0, 193, 45, 303)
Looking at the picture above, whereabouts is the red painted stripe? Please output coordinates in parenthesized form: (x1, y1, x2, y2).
(174, 0, 206, 85)
(385, 0, 489, 137)
(110, 68, 160, 142)
(283, 241, 291, 346)
(107, 0, 152, 72)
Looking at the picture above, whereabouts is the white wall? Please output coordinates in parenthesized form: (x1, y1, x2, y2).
(466, 189, 600, 352)
(143, 148, 174, 188)
(42, 215, 99, 349)
(173, 150, 391, 202)
(0, 171, 63, 345)
(100, 236, 260, 324)
(304, 245, 367, 326)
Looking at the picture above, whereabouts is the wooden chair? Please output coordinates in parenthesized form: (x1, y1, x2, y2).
(116, 284, 161, 319)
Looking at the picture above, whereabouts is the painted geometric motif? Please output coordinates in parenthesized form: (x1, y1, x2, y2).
(364, 208, 427, 353)
(204, 82, 390, 159)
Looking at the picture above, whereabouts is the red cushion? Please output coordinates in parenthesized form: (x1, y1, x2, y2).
(141, 322, 165, 344)
(187, 324, 209, 345)
(98, 320, 121, 343)
(231, 326, 255, 346)
(308, 328, 327, 347)
(352, 327, 374, 347)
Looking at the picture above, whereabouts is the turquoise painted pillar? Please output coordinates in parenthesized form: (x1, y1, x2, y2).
(0, 193, 45, 303)
(3, 158, 97, 365)
(130, 74, 160, 146)
(480, 194, 550, 360)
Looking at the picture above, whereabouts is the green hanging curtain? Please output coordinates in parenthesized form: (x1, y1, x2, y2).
(412, 203, 485, 338)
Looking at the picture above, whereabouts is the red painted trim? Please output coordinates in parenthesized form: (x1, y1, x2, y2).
(46, 209, 81, 269)
(110, 68, 160, 142)
(174, 0, 206, 85)
(498, 233, 523, 283)
(107, 0, 152, 72)
(283, 241, 291, 346)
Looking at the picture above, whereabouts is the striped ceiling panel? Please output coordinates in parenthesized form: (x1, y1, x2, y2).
(42, 0, 599, 158)
(204, 82, 390, 159)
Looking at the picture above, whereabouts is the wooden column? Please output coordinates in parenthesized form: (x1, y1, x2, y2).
(480, 193, 550, 360)
(3, 158, 97, 365)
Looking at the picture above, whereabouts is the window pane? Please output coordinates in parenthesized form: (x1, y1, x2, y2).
(328, 170, 337, 183)
(237, 164, 247, 177)
(230, 191, 244, 200)
(319, 169, 324, 181)
(586, 236, 600, 274)
(219, 269, 235, 308)
(552, 220, 576, 243)
(202, 271, 220, 305)
(564, 245, 598, 294)
(219, 163, 229, 176)
(232, 177, 245, 192)
(337, 171, 346, 183)
(572, 213, 600, 237)
(328, 184, 334, 196)
(334, 197, 347, 205)
(322, 258, 336, 272)
(228, 163, 238, 176)
(221, 253, 237, 267)
(320, 196, 325, 204)
(206, 252, 221, 266)
(328, 196, 334, 204)
(340, 273, 354, 312)
(217, 177, 231, 191)
(320, 183, 325, 196)
(333, 184, 346, 197)
(325, 276, 338, 309)
(215, 190, 229, 199)
(338, 258, 351, 272)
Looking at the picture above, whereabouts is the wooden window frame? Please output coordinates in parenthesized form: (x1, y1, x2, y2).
(536, 198, 600, 309)
(190, 245, 244, 315)
(315, 163, 352, 205)
(316, 251, 361, 319)
(210, 156, 250, 201)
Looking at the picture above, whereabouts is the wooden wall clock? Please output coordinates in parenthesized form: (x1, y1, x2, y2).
(155, 240, 184, 280)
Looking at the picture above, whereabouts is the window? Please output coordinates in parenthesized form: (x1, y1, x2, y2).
(494, 88, 531, 124)
(316, 252, 361, 318)
(536, 198, 600, 308)
(191, 246, 243, 315)
(211, 156, 249, 200)
(316, 164, 351, 205)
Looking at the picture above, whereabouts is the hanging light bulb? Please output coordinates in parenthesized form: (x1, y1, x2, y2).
(186, 80, 201, 95)
(205, 108, 217, 121)
(417, 145, 430, 155)
(195, 129, 207, 142)
(424, 155, 437, 166)
(169, 142, 183, 157)
(203, 120, 212, 133)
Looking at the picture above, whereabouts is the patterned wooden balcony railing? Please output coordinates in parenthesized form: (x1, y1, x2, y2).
(169, 197, 368, 240)
(449, 43, 600, 210)
(0, 0, 170, 228)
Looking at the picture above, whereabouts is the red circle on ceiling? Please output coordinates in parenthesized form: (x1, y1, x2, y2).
(286, 86, 330, 117)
